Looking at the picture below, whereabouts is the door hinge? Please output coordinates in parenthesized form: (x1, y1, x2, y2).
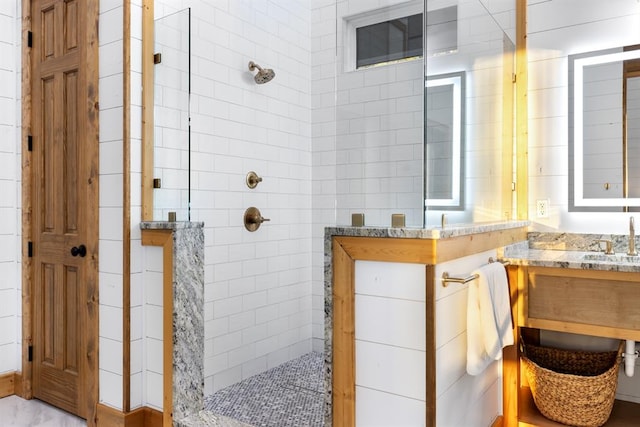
(28, 345, 33, 362)
(27, 31, 32, 48)
(512, 73, 517, 83)
(28, 241, 33, 257)
(27, 135, 32, 152)
(153, 52, 162, 64)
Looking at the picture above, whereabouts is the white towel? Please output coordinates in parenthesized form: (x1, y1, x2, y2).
(466, 261, 514, 376)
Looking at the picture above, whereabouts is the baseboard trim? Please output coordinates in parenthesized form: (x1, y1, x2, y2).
(96, 403, 163, 427)
(491, 415, 504, 427)
(0, 371, 16, 398)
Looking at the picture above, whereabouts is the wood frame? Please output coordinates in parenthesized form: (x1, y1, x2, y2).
(141, 0, 155, 221)
(330, 226, 527, 426)
(21, 0, 100, 424)
(96, 403, 163, 427)
(515, 0, 528, 220)
(140, 229, 174, 427)
(123, 0, 132, 413)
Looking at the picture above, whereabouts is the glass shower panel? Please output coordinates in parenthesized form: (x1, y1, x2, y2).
(424, 0, 515, 226)
(154, 8, 191, 221)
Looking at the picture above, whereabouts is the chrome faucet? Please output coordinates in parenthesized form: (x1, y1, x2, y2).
(629, 217, 638, 256)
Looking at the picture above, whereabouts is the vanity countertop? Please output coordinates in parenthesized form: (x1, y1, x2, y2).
(326, 220, 529, 240)
(501, 247, 640, 273)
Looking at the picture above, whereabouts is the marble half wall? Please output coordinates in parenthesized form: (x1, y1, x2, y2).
(141, 221, 205, 424)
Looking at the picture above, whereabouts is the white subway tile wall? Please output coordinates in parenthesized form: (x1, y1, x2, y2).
(98, 0, 126, 410)
(0, 0, 18, 376)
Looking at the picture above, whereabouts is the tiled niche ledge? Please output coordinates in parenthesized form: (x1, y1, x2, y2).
(141, 221, 204, 426)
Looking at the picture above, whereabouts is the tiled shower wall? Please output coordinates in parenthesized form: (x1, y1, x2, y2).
(0, 0, 18, 376)
(153, 0, 314, 395)
(311, 0, 337, 352)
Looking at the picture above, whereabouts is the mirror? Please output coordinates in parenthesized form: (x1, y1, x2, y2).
(569, 45, 640, 210)
(425, 71, 465, 209)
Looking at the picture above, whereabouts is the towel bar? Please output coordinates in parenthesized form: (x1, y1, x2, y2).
(441, 257, 510, 287)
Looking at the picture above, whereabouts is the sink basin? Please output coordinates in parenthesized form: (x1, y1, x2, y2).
(582, 253, 640, 263)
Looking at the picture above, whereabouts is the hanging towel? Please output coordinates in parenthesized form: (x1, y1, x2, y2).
(466, 261, 514, 376)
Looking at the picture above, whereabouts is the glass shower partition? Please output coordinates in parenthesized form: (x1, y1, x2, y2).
(153, 8, 191, 221)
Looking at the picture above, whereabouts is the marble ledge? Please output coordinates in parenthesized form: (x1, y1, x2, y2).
(326, 220, 529, 240)
(140, 220, 204, 230)
(501, 246, 640, 273)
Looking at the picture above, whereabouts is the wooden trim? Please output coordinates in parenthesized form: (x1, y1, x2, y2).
(425, 265, 435, 424)
(20, 0, 33, 401)
(13, 372, 23, 397)
(141, 0, 155, 221)
(502, 34, 515, 220)
(0, 372, 16, 398)
(515, 0, 528, 220)
(331, 239, 355, 426)
(123, 0, 132, 413)
(333, 227, 527, 266)
(502, 266, 520, 427)
(96, 403, 163, 427)
(331, 237, 438, 426)
(141, 229, 174, 427)
(491, 415, 504, 427)
(83, 1, 101, 423)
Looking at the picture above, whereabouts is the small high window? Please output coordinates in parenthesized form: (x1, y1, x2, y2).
(356, 13, 423, 68)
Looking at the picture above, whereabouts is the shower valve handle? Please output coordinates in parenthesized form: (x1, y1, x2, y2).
(244, 207, 270, 232)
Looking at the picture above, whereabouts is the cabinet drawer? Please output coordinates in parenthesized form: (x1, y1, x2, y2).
(523, 267, 640, 340)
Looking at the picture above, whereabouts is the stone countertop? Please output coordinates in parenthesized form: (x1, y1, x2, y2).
(500, 246, 640, 273)
(141, 220, 204, 230)
(325, 220, 529, 240)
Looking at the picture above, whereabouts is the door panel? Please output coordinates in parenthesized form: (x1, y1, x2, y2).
(30, 0, 98, 421)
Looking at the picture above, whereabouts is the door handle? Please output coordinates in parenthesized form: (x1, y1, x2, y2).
(70, 244, 87, 257)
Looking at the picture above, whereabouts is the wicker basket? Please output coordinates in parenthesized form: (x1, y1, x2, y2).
(521, 340, 623, 427)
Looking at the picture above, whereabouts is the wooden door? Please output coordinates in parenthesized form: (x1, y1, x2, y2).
(29, 0, 99, 421)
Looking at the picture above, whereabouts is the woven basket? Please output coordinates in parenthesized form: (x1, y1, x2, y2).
(521, 340, 623, 427)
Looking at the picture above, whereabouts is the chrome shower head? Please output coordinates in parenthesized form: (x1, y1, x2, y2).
(248, 61, 275, 84)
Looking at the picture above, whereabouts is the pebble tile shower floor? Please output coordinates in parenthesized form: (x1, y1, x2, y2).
(204, 351, 324, 427)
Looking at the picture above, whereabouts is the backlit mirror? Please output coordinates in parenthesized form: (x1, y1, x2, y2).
(569, 45, 640, 210)
(425, 71, 465, 209)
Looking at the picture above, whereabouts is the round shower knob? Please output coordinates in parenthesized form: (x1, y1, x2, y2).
(244, 207, 270, 232)
(246, 171, 263, 189)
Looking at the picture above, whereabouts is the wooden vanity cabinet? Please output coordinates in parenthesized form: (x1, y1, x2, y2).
(502, 265, 640, 426)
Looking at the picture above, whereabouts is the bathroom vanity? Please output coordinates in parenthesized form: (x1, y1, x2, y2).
(501, 243, 640, 426)
(324, 221, 528, 427)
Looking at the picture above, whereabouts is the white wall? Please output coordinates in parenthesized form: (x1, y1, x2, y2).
(352, 253, 505, 427)
(434, 250, 503, 427)
(0, 0, 19, 376)
(98, 0, 127, 410)
(354, 261, 426, 426)
(527, 0, 640, 232)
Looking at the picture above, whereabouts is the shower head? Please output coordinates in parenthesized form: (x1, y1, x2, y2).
(248, 61, 275, 84)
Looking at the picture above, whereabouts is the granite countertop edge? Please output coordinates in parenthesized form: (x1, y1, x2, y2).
(325, 220, 530, 239)
(500, 247, 640, 273)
